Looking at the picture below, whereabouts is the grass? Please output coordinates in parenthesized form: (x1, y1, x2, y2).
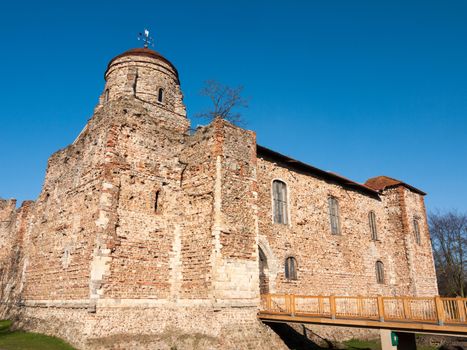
(0, 320, 75, 350)
(0, 320, 13, 332)
(343, 338, 439, 350)
(0, 320, 442, 350)
(343, 338, 381, 350)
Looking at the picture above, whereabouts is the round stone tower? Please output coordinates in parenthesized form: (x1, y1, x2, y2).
(99, 48, 187, 118)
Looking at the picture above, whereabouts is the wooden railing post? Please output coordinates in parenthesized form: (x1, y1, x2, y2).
(330, 295, 336, 319)
(284, 294, 289, 313)
(402, 297, 411, 320)
(434, 296, 445, 326)
(266, 294, 272, 310)
(357, 296, 363, 317)
(290, 294, 296, 316)
(318, 296, 324, 315)
(457, 297, 466, 322)
(377, 296, 385, 322)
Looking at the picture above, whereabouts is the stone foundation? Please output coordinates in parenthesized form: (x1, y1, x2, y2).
(16, 305, 287, 350)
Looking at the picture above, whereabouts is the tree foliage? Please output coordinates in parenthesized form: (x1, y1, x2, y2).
(429, 211, 467, 297)
(196, 80, 248, 126)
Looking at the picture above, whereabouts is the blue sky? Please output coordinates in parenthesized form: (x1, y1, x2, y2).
(0, 0, 466, 213)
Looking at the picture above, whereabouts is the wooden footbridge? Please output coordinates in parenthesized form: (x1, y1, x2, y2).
(258, 294, 467, 336)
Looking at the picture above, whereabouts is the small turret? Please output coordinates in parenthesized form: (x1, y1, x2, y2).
(99, 47, 187, 118)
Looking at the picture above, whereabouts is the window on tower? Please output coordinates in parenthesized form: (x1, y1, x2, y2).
(154, 190, 161, 213)
(157, 88, 164, 103)
(104, 89, 109, 103)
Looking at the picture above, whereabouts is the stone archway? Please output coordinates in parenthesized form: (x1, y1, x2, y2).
(257, 236, 279, 294)
(259, 246, 269, 294)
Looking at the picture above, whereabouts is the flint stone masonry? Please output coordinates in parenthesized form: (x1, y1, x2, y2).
(256, 156, 437, 297)
(0, 46, 437, 349)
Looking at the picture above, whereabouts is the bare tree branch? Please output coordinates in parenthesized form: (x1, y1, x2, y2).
(429, 210, 467, 297)
(196, 80, 248, 126)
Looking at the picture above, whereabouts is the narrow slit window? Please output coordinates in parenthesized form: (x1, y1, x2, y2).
(369, 211, 377, 240)
(272, 180, 288, 224)
(104, 89, 109, 103)
(376, 260, 384, 284)
(154, 190, 160, 213)
(157, 88, 164, 103)
(413, 218, 421, 245)
(285, 257, 297, 280)
(328, 196, 341, 235)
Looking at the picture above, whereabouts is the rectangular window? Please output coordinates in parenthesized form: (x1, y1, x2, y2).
(328, 197, 341, 235)
(273, 180, 288, 224)
(369, 211, 377, 240)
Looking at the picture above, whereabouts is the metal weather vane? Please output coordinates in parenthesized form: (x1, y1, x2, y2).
(138, 29, 154, 48)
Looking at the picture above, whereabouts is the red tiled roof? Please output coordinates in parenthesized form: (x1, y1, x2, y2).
(105, 48, 179, 82)
(365, 176, 426, 195)
(256, 146, 426, 197)
(256, 145, 379, 197)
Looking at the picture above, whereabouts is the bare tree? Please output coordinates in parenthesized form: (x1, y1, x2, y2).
(196, 80, 248, 126)
(429, 211, 467, 297)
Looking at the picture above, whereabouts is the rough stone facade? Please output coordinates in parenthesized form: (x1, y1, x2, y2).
(0, 47, 437, 349)
(256, 154, 437, 297)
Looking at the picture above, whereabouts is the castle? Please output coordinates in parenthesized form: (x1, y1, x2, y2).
(0, 45, 438, 349)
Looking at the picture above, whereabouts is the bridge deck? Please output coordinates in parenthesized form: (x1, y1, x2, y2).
(258, 294, 467, 336)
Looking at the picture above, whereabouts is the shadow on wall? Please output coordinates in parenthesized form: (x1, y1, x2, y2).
(265, 322, 336, 349)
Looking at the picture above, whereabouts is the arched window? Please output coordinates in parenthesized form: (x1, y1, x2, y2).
(413, 218, 421, 245)
(369, 211, 377, 240)
(328, 196, 341, 235)
(376, 260, 384, 284)
(104, 89, 109, 103)
(157, 88, 164, 103)
(272, 180, 288, 224)
(285, 256, 297, 280)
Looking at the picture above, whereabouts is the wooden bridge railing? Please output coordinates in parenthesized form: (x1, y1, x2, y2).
(260, 294, 467, 326)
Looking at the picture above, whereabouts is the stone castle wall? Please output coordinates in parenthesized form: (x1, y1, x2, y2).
(256, 155, 438, 297)
(0, 47, 439, 349)
(20, 99, 119, 303)
(0, 199, 32, 317)
(6, 92, 273, 348)
(17, 304, 286, 350)
(177, 122, 218, 299)
(0, 200, 18, 271)
(400, 187, 438, 295)
(97, 100, 188, 301)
